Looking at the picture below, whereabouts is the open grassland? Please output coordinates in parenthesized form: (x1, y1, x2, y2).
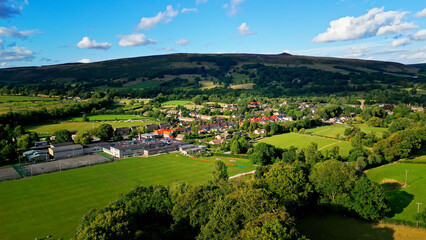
(402, 88, 426, 95)
(199, 80, 220, 89)
(0, 96, 75, 114)
(161, 100, 193, 106)
(298, 211, 426, 240)
(258, 132, 353, 156)
(26, 120, 158, 137)
(67, 114, 144, 121)
(306, 124, 388, 138)
(366, 163, 426, 227)
(0, 153, 254, 240)
(229, 83, 255, 89)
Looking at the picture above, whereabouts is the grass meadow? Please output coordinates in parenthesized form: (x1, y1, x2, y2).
(306, 124, 388, 138)
(67, 114, 145, 121)
(366, 163, 426, 227)
(161, 100, 193, 106)
(0, 153, 255, 240)
(26, 120, 158, 137)
(258, 132, 353, 156)
(0, 96, 75, 114)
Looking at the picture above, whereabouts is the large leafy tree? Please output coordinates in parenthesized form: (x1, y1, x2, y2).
(309, 160, 358, 205)
(54, 129, 72, 143)
(212, 160, 228, 183)
(250, 142, 280, 165)
(74, 131, 92, 145)
(263, 163, 313, 207)
(95, 124, 114, 141)
(350, 177, 389, 220)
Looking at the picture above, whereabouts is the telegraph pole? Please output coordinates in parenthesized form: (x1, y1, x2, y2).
(404, 170, 409, 187)
(416, 202, 423, 228)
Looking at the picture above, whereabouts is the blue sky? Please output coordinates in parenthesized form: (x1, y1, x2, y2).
(0, 0, 425, 68)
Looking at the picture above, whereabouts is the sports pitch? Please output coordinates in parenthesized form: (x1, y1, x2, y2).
(258, 132, 353, 156)
(306, 124, 388, 138)
(0, 154, 255, 240)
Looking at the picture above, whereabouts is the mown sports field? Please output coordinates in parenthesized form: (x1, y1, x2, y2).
(67, 114, 145, 121)
(366, 162, 426, 227)
(0, 154, 255, 240)
(258, 132, 353, 156)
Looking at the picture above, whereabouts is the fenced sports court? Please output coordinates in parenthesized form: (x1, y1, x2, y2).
(0, 153, 114, 181)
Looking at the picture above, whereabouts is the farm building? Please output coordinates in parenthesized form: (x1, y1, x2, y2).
(48, 144, 84, 159)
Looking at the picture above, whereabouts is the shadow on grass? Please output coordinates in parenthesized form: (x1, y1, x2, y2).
(385, 190, 414, 218)
(297, 211, 395, 240)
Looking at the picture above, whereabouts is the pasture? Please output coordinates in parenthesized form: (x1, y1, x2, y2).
(306, 124, 388, 138)
(26, 120, 158, 137)
(0, 153, 254, 240)
(258, 132, 353, 156)
(366, 163, 426, 227)
(161, 100, 193, 106)
(0, 96, 74, 114)
(298, 211, 426, 240)
(67, 114, 144, 121)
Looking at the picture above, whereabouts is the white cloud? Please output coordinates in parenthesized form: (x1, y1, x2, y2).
(0, 26, 38, 38)
(77, 58, 91, 63)
(158, 47, 174, 52)
(175, 38, 189, 46)
(77, 37, 112, 50)
(1, 62, 9, 67)
(118, 33, 157, 47)
(415, 8, 426, 18)
(412, 29, 426, 41)
(313, 7, 417, 42)
(344, 46, 370, 58)
(224, 0, 245, 16)
(196, 0, 208, 4)
(391, 38, 411, 47)
(181, 8, 197, 13)
(137, 5, 178, 30)
(0, 46, 34, 62)
(238, 22, 255, 36)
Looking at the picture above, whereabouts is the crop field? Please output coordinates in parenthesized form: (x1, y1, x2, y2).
(0, 96, 75, 114)
(229, 83, 255, 89)
(26, 120, 158, 137)
(306, 124, 388, 138)
(161, 100, 193, 106)
(0, 153, 254, 240)
(258, 133, 353, 156)
(67, 114, 144, 121)
(366, 163, 426, 227)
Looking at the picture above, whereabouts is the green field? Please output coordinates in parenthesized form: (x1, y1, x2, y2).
(366, 163, 426, 227)
(67, 114, 144, 121)
(26, 120, 158, 137)
(0, 96, 74, 114)
(306, 124, 388, 138)
(0, 154, 255, 240)
(258, 132, 353, 156)
(161, 100, 193, 106)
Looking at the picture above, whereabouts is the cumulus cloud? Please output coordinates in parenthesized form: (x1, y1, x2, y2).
(412, 29, 426, 41)
(0, 46, 34, 62)
(78, 58, 91, 63)
(238, 22, 255, 36)
(77, 36, 112, 50)
(175, 39, 189, 46)
(1, 62, 9, 67)
(0, 26, 38, 38)
(137, 5, 178, 30)
(118, 33, 157, 47)
(313, 7, 417, 42)
(196, 0, 208, 4)
(390, 29, 426, 47)
(0, 0, 23, 19)
(224, 0, 245, 16)
(181, 8, 197, 13)
(415, 8, 426, 18)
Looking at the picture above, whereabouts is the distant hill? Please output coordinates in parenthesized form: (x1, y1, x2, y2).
(0, 53, 424, 98)
(0, 53, 420, 84)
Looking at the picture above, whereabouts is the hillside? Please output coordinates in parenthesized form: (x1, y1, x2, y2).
(0, 53, 424, 99)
